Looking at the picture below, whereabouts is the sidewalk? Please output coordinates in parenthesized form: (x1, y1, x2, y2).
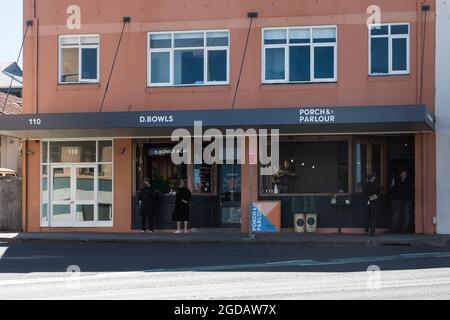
(1, 230, 450, 247)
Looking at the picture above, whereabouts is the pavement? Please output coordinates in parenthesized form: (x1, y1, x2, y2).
(1, 230, 450, 247)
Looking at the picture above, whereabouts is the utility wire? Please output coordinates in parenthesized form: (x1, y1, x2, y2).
(232, 14, 256, 109)
(99, 18, 130, 113)
(1, 23, 31, 114)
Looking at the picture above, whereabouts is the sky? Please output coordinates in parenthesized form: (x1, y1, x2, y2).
(0, 0, 23, 66)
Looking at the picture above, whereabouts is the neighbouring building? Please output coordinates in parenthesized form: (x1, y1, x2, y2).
(436, 0, 450, 234)
(0, 69, 23, 175)
(0, 62, 23, 98)
(0, 0, 437, 234)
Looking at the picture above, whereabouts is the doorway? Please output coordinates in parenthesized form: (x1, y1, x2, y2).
(355, 138, 387, 192)
(50, 165, 97, 227)
(219, 164, 242, 227)
(387, 136, 415, 233)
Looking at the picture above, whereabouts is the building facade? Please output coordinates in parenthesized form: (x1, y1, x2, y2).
(0, 0, 437, 233)
(436, 0, 450, 234)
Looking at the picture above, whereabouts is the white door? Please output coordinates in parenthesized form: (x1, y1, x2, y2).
(50, 165, 97, 227)
(50, 166, 73, 227)
(73, 165, 97, 226)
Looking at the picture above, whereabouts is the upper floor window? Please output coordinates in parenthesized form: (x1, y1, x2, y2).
(369, 23, 409, 75)
(148, 30, 229, 87)
(262, 26, 337, 84)
(59, 35, 99, 84)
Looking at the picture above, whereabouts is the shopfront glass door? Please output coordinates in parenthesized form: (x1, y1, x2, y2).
(74, 166, 96, 224)
(355, 139, 386, 193)
(219, 164, 242, 227)
(50, 165, 97, 227)
(51, 166, 73, 226)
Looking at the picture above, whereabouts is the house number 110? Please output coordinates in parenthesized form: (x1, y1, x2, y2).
(29, 118, 42, 126)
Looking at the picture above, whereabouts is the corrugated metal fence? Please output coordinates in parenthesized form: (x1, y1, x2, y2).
(0, 176, 22, 231)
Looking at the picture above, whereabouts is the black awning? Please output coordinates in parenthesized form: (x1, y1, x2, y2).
(0, 105, 435, 139)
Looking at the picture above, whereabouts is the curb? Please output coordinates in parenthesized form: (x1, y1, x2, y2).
(2, 235, 449, 247)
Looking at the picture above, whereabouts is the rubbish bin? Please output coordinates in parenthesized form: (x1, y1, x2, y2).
(294, 214, 306, 233)
(306, 213, 318, 233)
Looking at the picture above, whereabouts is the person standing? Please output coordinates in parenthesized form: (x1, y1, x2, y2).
(138, 178, 156, 233)
(391, 170, 413, 233)
(363, 175, 382, 236)
(172, 180, 192, 234)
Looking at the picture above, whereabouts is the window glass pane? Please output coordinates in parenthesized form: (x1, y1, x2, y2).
(81, 48, 98, 80)
(314, 46, 334, 79)
(81, 36, 99, 45)
(260, 141, 349, 194)
(337, 141, 349, 193)
(98, 141, 113, 163)
(42, 141, 48, 163)
(52, 167, 71, 201)
(151, 52, 170, 84)
(370, 25, 389, 36)
(60, 37, 79, 46)
(174, 32, 204, 48)
(147, 145, 187, 195)
(50, 141, 96, 163)
(193, 164, 213, 194)
(61, 47, 79, 83)
(98, 165, 113, 221)
(290, 46, 310, 81)
(313, 28, 336, 43)
(42, 166, 48, 222)
(371, 144, 382, 185)
(264, 29, 287, 45)
(221, 164, 241, 202)
(392, 38, 407, 71)
(371, 38, 389, 74)
(265, 47, 285, 80)
(207, 32, 229, 46)
(356, 144, 368, 192)
(76, 167, 94, 201)
(289, 29, 310, 44)
(149, 33, 171, 48)
(76, 205, 94, 222)
(174, 49, 204, 85)
(207, 50, 227, 82)
(52, 205, 71, 223)
(221, 207, 241, 225)
(391, 24, 409, 35)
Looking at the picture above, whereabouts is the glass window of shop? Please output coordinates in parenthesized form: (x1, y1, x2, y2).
(260, 140, 349, 195)
(193, 164, 216, 195)
(146, 146, 188, 195)
(40, 140, 113, 227)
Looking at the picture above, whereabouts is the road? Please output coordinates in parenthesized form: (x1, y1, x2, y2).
(1, 241, 450, 299)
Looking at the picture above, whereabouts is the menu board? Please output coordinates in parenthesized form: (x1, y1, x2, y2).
(193, 165, 212, 194)
(221, 164, 241, 202)
(221, 207, 241, 225)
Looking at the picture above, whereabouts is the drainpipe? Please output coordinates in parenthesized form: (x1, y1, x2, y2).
(22, 140, 28, 232)
(31, 0, 39, 114)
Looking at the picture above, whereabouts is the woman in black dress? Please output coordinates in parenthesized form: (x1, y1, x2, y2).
(172, 180, 192, 233)
(363, 175, 382, 236)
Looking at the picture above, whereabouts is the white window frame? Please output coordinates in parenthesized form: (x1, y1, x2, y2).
(147, 30, 230, 87)
(58, 34, 100, 84)
(40, 139, 114, 228)
(368, 23, 410, 76)
(262, 26, 338, 84)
